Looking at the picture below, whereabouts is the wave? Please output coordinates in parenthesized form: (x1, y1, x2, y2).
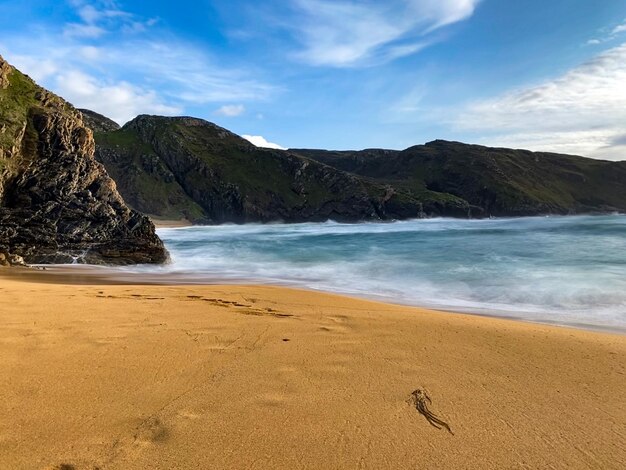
(128, 215, 626, 330)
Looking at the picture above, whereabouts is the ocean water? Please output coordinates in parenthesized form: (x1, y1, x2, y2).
(149, 215, 626, 331)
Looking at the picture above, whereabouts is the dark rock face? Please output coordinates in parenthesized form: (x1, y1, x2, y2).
(0, 55, 168, 265)
(294, 141, 626, 217)
(94, 115, 464, 223)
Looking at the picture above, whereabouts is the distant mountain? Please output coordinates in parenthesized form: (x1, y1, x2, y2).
(0, 55, 167, 265)
(91, 115, 469, 223)
(84, 109, 626, 224)
(294, 141, 626, 216)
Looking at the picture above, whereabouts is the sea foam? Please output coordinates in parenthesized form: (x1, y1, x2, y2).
(142, 215, 626, 330)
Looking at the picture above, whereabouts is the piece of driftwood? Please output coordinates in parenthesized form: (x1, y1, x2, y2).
(410, 389, 453, 434)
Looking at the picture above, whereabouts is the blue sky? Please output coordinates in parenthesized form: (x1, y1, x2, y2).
(1, 1, 626, 159)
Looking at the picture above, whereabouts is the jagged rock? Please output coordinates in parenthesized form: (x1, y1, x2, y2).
(8, 253, 25, 266)
(0, 59, 11, 89)
(79, 108, 121, 133)
(0, 54, 168, 265)
(0, 252, 27, 267)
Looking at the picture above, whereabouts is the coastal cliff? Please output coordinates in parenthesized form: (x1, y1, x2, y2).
(0, 55, 167, 265)
(84, 110, 626, 224)
(92, 115, 469, 223)
(295, 142, 626, 216)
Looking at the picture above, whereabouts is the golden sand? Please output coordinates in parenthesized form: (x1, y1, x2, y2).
(0, 277, 624, 469)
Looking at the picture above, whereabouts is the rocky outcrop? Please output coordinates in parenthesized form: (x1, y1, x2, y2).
(0, 58, 11, 89)
(79, 108, 121, 133)
(0, 252, 25, 267)
(0, 55, 167, 265)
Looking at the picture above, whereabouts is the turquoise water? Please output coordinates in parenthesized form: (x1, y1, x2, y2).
(153, 215, 626, 330)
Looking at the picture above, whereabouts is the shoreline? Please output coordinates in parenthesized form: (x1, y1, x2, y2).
(151, 218, 193, 228)
(1, 275, 624, 468)
(2, 264, 624, 335)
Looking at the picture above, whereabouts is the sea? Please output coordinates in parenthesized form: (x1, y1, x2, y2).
(137, 215, 626, 332)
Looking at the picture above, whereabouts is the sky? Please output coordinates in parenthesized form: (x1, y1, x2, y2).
(1, 1, 626, 160)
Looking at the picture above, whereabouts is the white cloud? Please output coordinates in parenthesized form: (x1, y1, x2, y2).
(63, 1, 138, 38)
(289, 0, 481, 67)
(454, 42, 626, 160)
(79, 45, 101, 60)
(242, 135, 287, 150)
(611, 21, 626, 35)
(7, 54, 58, 83)
(77, 4, 102, 24)
(64, 23, 106, 38)
(91, 42, 275, 104)
(6, 50, 179, 124)
(53, 69, 181, 124)
(587, 18, 626, 45)
(0, 1, 275, 124)
(215, 104, 246, 117)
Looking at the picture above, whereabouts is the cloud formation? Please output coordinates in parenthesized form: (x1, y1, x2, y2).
(611, 20, 626, 35)
(55, 70, 181, 124)
(587, 18, 626, 45)
(290, 0, 481, 67)
(455, 43, 626, 160)
(215, 104, 246, 117)
(1, 0, 274, 124)
(63, 0, 145, 38)
(242, 135, 287, 150)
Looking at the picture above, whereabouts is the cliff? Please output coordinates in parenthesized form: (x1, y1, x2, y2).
(93, 115, 469, 223)
(0, 55, 167, 264)
(294, 141, 626, 216)
(85, 109, 626, 223)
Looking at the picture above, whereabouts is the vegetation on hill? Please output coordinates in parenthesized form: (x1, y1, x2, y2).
(84, 110, 626, 224)
(93, 115, 470, 223)
(294, 141, 626, 216)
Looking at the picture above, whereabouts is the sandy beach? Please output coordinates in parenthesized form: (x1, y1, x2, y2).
(151, 218, 193, 229)
(0, 274, 624, 470)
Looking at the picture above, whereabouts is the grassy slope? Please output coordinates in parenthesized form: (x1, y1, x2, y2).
(294, 141, 626, 215)
(94, 113, 626, 222)
(153, 119, 478, 219)
(95, 129, 206, 221)
(95, 117, 474, 222)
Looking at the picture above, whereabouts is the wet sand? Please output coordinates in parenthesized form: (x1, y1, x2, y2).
(0, 275, 624, 469)
(151, 218, 193, 229)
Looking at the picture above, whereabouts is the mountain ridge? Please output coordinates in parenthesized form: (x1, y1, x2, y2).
(92, 114, 470, 223)
(83, 109, 625, 223)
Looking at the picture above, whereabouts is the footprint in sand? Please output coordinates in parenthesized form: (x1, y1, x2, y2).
(176, 409, 202, 421)
(256, 393, 287, 408)
(134, 416, 170, 445)
(45, 465, 101, 470)
(186, 295, 295, 318)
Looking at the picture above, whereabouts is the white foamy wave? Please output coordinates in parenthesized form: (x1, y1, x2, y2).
(144, 215, 626, 331)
